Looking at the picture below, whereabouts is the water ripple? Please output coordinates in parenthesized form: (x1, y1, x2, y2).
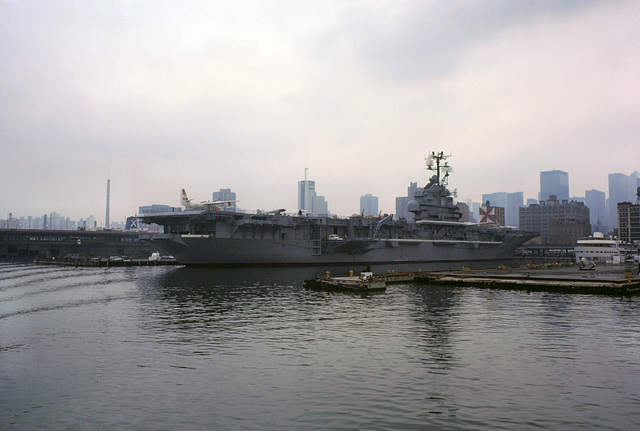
(0, 264, 639, 430)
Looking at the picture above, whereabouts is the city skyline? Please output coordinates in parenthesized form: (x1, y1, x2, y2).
(2, 2, 639, 222)
(3, 165, 638, 229)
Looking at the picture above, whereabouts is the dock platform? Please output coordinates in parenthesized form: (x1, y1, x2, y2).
(416, 264, 640, 294)
(304, 271, 391, 291)
(306, 264, 640, 295)
(35, 258, 179, 267)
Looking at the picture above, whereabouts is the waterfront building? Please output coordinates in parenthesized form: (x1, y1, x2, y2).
(519, 195, 590, 245)
(0, 229, 156, 260)
(540, 170, 569, 202)
(574, 232, 632, 264)
(549, 218, 591, 246)
(617, 200, 640, 244)
(360, 194, 379, 217)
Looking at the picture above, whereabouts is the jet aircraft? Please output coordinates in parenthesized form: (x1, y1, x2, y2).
(181, 189, 237, 210)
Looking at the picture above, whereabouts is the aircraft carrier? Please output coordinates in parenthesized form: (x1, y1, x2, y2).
(139, 152, 537, 266)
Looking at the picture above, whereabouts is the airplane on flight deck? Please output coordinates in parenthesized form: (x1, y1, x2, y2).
(181, 189, 238, 210)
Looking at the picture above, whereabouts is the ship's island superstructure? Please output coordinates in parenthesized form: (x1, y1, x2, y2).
(139, 152, 536, 266)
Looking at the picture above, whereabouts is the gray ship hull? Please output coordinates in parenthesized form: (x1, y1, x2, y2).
(149, 233, 531, 266)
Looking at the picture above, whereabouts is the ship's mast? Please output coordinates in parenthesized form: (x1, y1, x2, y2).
(425, 151, 452, 186)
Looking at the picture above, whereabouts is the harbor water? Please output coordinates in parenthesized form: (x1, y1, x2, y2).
(1, 263, 639, 430)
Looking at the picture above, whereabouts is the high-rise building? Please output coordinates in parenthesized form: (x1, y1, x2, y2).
(298, 178, 315, 213)
(456, 202, 471, 222)
(298, 169, 328, 215)
(467, 200, 481, 223)
(481, 191, 523, 227)
(105, 179, 110, 229)
(585, 189, 607, 232)
(630, 171, 640, 199)
(480, 201, 505, 226)
(608, 173, 631, 229)
(360, 194, 379, 217)
(617, 201, 640, 243)
(395, 182, 418, 221)
(213, 188, 237, 211)
(519, 196, 590, 244)
(312, 195, 328, 216)
(540, 170, 569, 202)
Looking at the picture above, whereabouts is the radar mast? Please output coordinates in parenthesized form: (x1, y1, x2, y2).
(425, 151, 452, 187)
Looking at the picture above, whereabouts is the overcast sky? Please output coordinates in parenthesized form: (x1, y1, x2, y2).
(1, 0, 639, 223)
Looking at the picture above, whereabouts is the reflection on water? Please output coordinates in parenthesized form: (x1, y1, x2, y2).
(1, 263, 639, 430)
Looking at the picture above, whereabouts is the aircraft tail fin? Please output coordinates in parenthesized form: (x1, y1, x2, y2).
(181, 189, 190, 207)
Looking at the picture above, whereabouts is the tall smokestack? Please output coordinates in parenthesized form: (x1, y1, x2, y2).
(106, 179, 110, 228)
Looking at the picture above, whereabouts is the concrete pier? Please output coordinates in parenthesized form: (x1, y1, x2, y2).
(415, 264, 640, 294)
(34, 257, 179, 267)
(307, 264, 640, 295)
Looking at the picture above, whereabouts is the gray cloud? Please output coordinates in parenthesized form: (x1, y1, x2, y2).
(1, 1, 638, 222)
(332, 1, 602, 81)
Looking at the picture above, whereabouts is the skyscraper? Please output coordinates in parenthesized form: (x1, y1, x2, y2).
(617, 201, 640, 243)
(630, 171, 640, 199)
(608, 173, 630, 229)
(105, 179, 110, 229)
(360, 194, 379, 217)
(395, 182, 418, 221)
(298, 178, 315, 213)
(585, 189, 607, 231)
(539, 170, 569, 202)
(481, 191, 523, 227)
(212, 188, 237, 211)
(298, 169, 328, 215)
